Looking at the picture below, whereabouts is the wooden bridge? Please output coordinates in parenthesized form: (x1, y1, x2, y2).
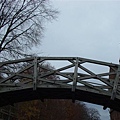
(0, 57, 120, 111)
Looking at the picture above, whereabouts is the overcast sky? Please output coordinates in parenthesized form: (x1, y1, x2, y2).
(32, 0, 120, 119)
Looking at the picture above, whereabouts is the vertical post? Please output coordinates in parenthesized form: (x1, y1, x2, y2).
(72, 58, 78, 92)
(33, 57, 37, 90)
(111, 65, 120, 100)
(8, 106, 11, 120)
(72, 58, 78, 103)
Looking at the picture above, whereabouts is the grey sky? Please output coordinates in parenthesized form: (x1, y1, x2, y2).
(32, 0, 120, 119)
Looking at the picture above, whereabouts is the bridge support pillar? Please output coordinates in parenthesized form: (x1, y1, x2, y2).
(109, 65, 120, 120)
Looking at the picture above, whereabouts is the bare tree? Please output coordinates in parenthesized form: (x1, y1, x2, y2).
(0, 0, 58, 60)
(88, 108, 101, 120)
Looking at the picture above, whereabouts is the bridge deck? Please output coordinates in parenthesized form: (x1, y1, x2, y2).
(0, 88, 120, 111)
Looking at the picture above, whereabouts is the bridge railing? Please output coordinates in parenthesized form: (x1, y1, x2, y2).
(0, 57, 119, 101)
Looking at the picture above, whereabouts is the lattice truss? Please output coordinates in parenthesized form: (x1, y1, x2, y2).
(0, 57, 120, 101)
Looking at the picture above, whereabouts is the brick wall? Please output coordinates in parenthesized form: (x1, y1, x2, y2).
(110, 110, 120, 120)
(109, 67, 120, 120)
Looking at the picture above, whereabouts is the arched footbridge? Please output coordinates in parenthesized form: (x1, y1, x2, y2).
(0, 57, 120, 111)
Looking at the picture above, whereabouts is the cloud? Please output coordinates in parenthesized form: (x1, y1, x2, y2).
(33, 1, 120, 119)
